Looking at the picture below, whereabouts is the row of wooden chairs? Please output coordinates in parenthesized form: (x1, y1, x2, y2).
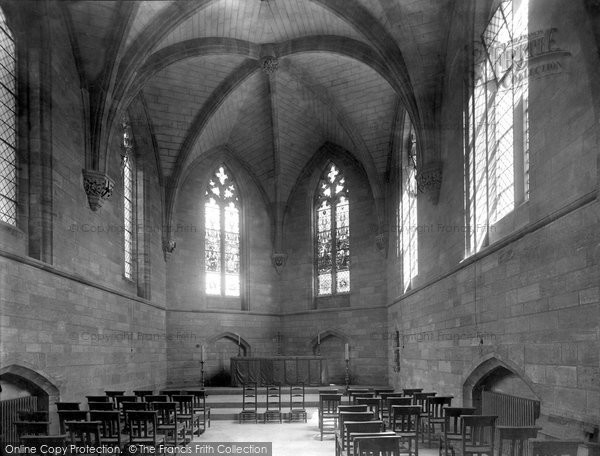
(56, 389, 210, 429)
(239, 383, 307, 424)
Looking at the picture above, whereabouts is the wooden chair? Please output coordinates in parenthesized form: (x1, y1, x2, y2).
(86, 395, 110, 403)
(348, 388, 372, 404)
(184, 389, 211, 430)
(122, 402, 148, 432)
(264, 385, 282, 423)
(353, 392, 376, 404)
(391, 405, 421, 456)
(58, 410, 88, 434)
(105, 391, 126, 407)
(319, 393, 342, 441)
(56, 402, 81, 411)
(126, 410, 164, 447)
(289, 384, 307, 423)
(132, 390, 154, 400)
(115, 395, 138, 412)
(159, 390, 181, 400)
(355, 435, 403, 456)
(498, 426, 541, 456)
(448, 415, 497, 456)
(20, 435, 67, 451)
(151, 402, 184, 446)
(172, 395, 199, 440)
(335, 411, 375, 455)
(338, 420, 385, 456)
(439, 407, 477, 456)
(239, 383, 258, 424)
(385, 397, 413, 428)
(403, 388, 423, 397)
(89, 402, 114, 411)
(423, 396, 453, 445)
(356, 397, 382, 421)
(90, 411, 124, 449)
(17, 411, 48, 422)
(66, 420, 103, 447)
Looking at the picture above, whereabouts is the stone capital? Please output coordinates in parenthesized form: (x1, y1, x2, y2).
(82, 169, 114, 211)
(416, 161, 443, 205)
(162, 238, 176, 262)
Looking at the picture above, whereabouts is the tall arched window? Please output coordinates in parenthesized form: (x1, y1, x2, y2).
(315, 163, 350, 296)
(204, 165, 240, 297)
(465, 0, 529, 255)
(121, 118, 136, 280)
(401, 125, 418, 292)
(0, 7, 16, 226)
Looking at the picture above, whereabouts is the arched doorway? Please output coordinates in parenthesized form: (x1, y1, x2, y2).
(205, 333, 250, 386)
(0, 365, 60, 441)
(312, 330, 348, 385)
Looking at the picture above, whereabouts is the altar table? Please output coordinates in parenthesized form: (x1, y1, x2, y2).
(230, 356, 326, 386)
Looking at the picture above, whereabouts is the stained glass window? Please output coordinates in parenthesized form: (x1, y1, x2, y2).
(401, 126, 418, 292)
(465, 0, 529, 255)
(204, 165, 240, 296)
(121, 118, 135, 280)
(0, 8, 16, 226)
(315, 163, 350, 296)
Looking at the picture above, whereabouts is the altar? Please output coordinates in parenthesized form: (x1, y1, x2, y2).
(230, 356, 326, 386)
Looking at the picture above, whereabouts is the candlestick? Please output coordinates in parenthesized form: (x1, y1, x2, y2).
(317, 332, 320, 345)
(344, 343, 349, 361)
(200, 344, 205, 362)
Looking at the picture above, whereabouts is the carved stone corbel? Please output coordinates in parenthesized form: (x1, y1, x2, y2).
(271, 252, 287, 274)
(82, 169, 114, 211)
(162, 238, 176, 262)
(375, 232, 388, 256)
(416, 162, 443, 205)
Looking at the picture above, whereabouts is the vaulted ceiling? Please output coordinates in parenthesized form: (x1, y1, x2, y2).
(61, 0, 455, 217)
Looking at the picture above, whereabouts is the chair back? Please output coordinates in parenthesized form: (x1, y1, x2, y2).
(58, 411, 88, 434)
(172, 395, 194, 415)
(184, 390, 207, 409)
(320, 393, 342, 415)
(89, 411, 122, 446)
(413, 391, 436, 410)
(104, 391, 125, 405)
(265, 385, 281, 411)
(127, 410, 158, 445)
(498, 426, 541, 456)
(122, 402, 148, 412)
(151, 401, 177, 425)
(356, 397, 381, 419)
(339, 411, 374, 435)
(339, 405, 368, 413)
(17, 411, 48, 422)
(391, 405, 421, 433)
(145, 395, 168, 403)
(66, 421, 102, 446)
(355, 435, 402, 456)
(115, 395, 138, 409)
(461, 415, 497, 450)
(86, 395, 109, 403)
(443, 407, 477, 437)
(242, 383, 258, 412)
(56, 402, 81, 411)
(374, 388, 395, 395)
(159, 390, 181, 399)
(88, 402, 114, 411)
(426, 396, 453, 418)
(345, 420, 384, 435)
(132, 390, 153, 399)
(402, 388, 423, 397)
(290, 384, 305, 410)
(387, 397, 412, 409)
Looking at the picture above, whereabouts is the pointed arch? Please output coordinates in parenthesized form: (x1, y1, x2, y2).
(309, 329, 349, 355)
(206, 331, 251, 357)
(462, 354, 540, 407)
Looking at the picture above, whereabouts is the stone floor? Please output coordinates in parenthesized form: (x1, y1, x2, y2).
(190, 408, 440, 456)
